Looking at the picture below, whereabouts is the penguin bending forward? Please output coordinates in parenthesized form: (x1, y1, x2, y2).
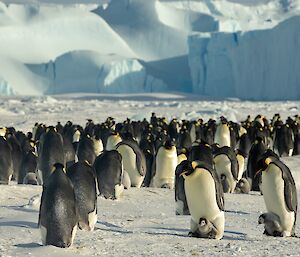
(182, 161, 225, 239)
(38, 163, 78, 247)
(256, 154, 297, 237)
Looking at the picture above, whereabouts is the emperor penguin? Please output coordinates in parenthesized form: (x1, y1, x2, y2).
(246, 137, 267, 191)
(236, 149, 246, 180)
(106, 131, 122, 151)
(38, 163, 78, 248)
(94, 150, 124, 199)
(19, 149, 38, 184)
(175, 160, 191, 215)
(256, 154, 297, 237)
(188, 141, 214, 168)
(214, 118, 231, 147)
(116, 140, 146, 188)
(213, 146, 238, 193)
(6, 133, 22, 182)
(0, 136, 14, 184)
(77, 134, 97, 165)
(182, 161, 225, 239)
(177, 148, 188, 166)
(67, 161, 97, 231)
(38, 127, 65, 184)
(151, 139, 177, 189)
(273, 124, 294, 157)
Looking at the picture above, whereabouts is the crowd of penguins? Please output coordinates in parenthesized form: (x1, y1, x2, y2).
(0, 112, 299, 247)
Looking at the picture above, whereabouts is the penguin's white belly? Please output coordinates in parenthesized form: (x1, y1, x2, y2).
(236, 155, 245, 180)
(117, 145, 143, 187)
(261, 165, 294, 234)
(185, 169, 221, 221)
(153, 150, 177, 188)
(215, 127, 230, 147)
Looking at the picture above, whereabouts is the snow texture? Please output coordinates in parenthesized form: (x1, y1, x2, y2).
(0, 94, 300, 256)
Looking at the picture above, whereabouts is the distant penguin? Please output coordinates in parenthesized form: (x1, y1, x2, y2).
(77, 134, 97, 165)
(256, 155, 297, 237)
(175, 160, 191, 215)
(106, 132, 122, 151)
(116, 140, 146, 188)
(178, 128, 192, 150)
(177, 148, 188, 165)
(23, 172, 39, 185)
(273, 124, 294, 157)
(246, 137, 267, 191)
(188, 142, 213, 168)
(238, 132, 252, 157)
(38, 127, 65, 184)
(214, 118, 231, 147)
(236, 149, 246, 180)
(6, 133, 22, 182)
(18, 150, 38, 184)
(182, 161, 225, 239)
(0, 136, 13, 184)
(38, 163, 78, 248)
(213, 146, 238, 193)
(94, 150, 124, 199)
(151, 139, 177, 189)
(67, 161, 97, 231)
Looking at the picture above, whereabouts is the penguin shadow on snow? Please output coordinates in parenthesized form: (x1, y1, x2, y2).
(1, 205, 39, 213)
(14, 242, 41, 248)
(96, 220, 133, 234)
(0, 220, 37, 228)
(223, 230, 247, 241)
(145, 227, 190, 238)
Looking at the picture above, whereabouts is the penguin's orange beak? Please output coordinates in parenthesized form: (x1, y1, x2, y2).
(180, 171, 188, 178)
(255, 169, 262, 178)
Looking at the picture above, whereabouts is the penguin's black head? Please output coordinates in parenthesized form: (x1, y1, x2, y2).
(258, 214, 266, 224)
(52, 163, 65, 172)
(199, 218, 208, 227)
(255, 150, 278, 177)
(164, 139, 175, 150)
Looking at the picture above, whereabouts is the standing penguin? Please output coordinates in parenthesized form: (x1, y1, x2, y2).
(175, 160, 191, 215)
(256, 154, 297, 237)
(182, 161, 225, 239)
(67, 161, 97, 231)
(38, 127, 65, 184)
(246, 137, 267, 191)
(0, 136, 13, 184)
(273, 124, 294, 157)
(106, 131, 122, 151)
(214, 118, 231, 147)
(38, 163, 78, 248)
(151, 139, 177, 189)
(213, 146, 238, 193)
(116, 140, 146, 188)
(77, 134, 97, 165)
(94, 150, 124, 199)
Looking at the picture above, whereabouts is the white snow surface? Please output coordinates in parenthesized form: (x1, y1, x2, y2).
(0, 0, 300, 98)
(0, 94, 300, 256)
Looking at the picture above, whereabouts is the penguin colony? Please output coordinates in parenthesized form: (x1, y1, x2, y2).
(0, 113, 299, 246)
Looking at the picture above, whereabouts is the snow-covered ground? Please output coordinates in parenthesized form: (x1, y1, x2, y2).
(0, 94, 300, 256)
(0, 0, 300, 99)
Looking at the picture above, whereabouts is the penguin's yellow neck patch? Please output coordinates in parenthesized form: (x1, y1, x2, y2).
(265, 158, 272, 166)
